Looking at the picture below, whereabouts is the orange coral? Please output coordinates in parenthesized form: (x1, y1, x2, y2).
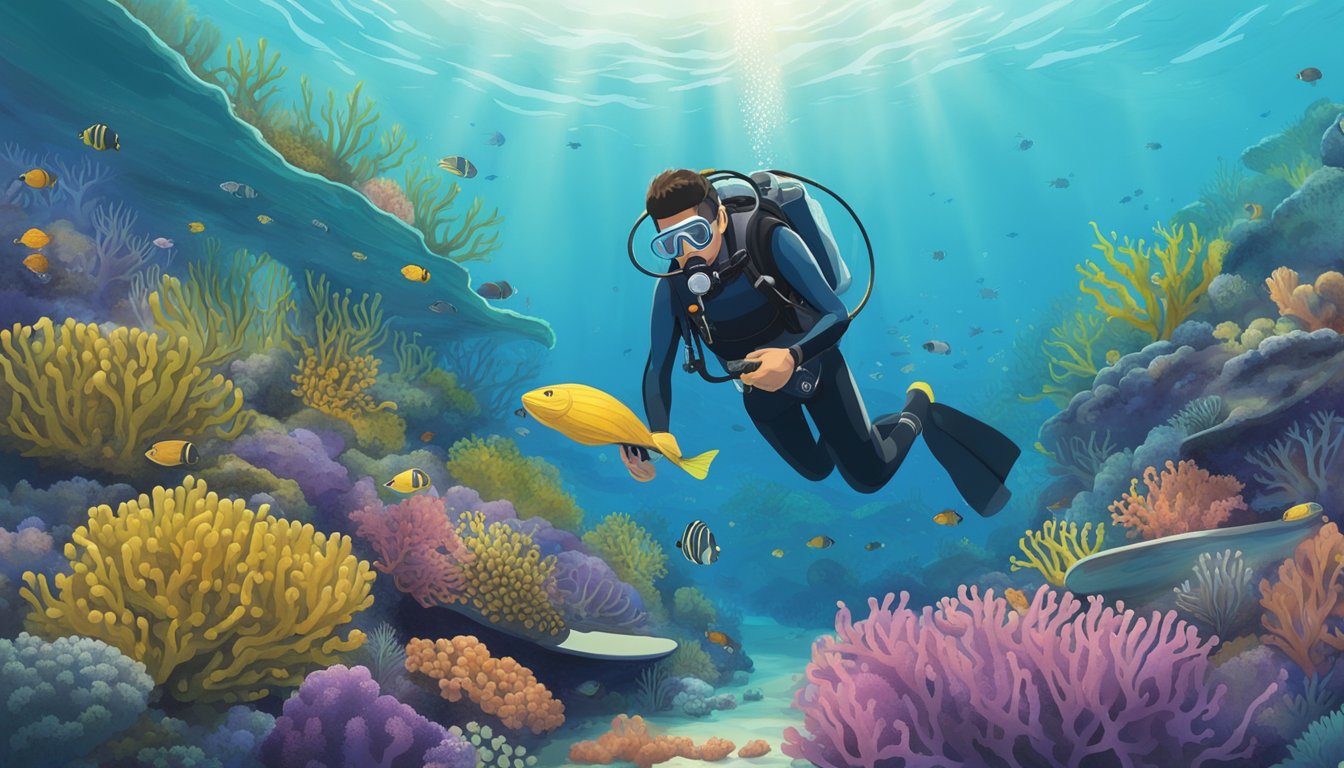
(737, 740, 772, 758)
(567, 715, 735, 768)
(1266, 267, 1344, 332)
(403, 635, 564, 734)
(1108, 460, 1246, 540)
(1259, 522, 1344, 676)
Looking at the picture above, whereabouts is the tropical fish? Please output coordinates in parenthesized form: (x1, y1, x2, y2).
(438, 155, 478, 178)
(401, 264, 431, 282)
(476, 280, 515, 300)
(574, 680, 602, 697)
(385, 468, 432, 494)
(152, 237, 174, 249)
(864, 541, 884, 551)
(932, 509, 963, 527)
(969, 326, 983, 337)
(1006, 232, 1018, 238)
(1045, 497, 1072, 511)
(1297, 67, 1322, 84)
(14, 228, 50, 249)
(420, 431, 434, 442)
(234, 184, 258, 199)
(1134, 188, 1144, 196)
(520, 383, 719, 479)
(484, 174, 498, 181)
(1282, 501, 1323, 522)
(805, 535, 835, 549)
(514, 407, 527, 418)
(188, 221, 205, 233)
(1106, 349, 1121, 365)
(922, 340, 951, 355)
(731, 424, 746, 432)
(1047, 177, 1070, 188)
(219, 181, 241, 194)
(704, 630, 739, 653)
(1004, 587, 1030, 613)
(352, 251, 367, 261)
(22, 252, 49, 275)
(980, 288, 999, 299)
(676, 520, 720, 565)
(931, 250, 945, 261)
(256, 214, 273, 224)
(771, 548, 785, 558)
(312, 218, 330, 232)
(514, 426, 530, 437)
(79, 123, 120, 151)
(1244, 203, 1263, 220)
(428, 300, 457, 314)
(1018, 138, 1033, 151)
(1145, 142, 1162, 150)
(145, 439, 198, 467)
(566, 141, 582, 149)
(19, 168, 56, 189)
(869, 371, 883, 381)
(900, 363, 916, 374)
(486, 131, 506, 146)
(1119, 196, 1132, 204)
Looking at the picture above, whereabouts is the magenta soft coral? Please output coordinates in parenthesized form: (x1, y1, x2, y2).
(350, 495, 472, 607)
(782, 586, 1278, 768)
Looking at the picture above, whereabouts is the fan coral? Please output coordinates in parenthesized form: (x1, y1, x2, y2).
(1008, 519, 1104, 587)
(1174, 549, 1255, 639)
(1259, 522, 1344, 676)
(1266, 267, 1344, 332)
(0, 633, 154, 768)
(457, 510, 565, 636)
(583, 512, 668, 614)
(782, 586, 1276, 768)
(568, 715, 734, 768)
(404, 636, 565, 734)
(1246, 410, 1344, 507)
(1020, 309, 1106, 406)
(553, 550, 648, 632)
(404, 164, 502, 263)
(358, 177, 415, 224)
(350, 494, 472, 608)
(447, 436, 583, 530)
(1109, 459, 1247, 540)
(21, 476, 375, 703)
(0, 317, 250, 475)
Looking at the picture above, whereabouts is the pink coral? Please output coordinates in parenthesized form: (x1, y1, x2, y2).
(781, 586, 1277, 768)
(349, 495, 471, 607)
(1259, 522, 1344, 676)
(1109, 459, 1246, 540)
(357, 177, 414, 225)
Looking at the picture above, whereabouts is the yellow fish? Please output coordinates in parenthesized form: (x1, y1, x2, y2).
(14, 228, 50, 249)
(805, 535, 835, 549)
(932, 509, 963, 526)
(19, 168, 57, 189)
(1244, 203, 1263, 220)
(188, 221, 205, 233)
(401, 264, 430, 282)
(352, 251, 367, 261)
(385, 468, 432, 494)
(256, 214, 273, 224)
(1004, 587, 1029, 614)
(23, 253, 49, 275)
(79, 123, 120, 151)
(1282, 501, 1323, 522)
(1105, 349, 1120, 365)
(771, 548, 785, 558)
(521, 383, 718, 479)
(145, 439, 198, 467)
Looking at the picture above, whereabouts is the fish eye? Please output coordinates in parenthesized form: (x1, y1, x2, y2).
(544, 389, 553, 397)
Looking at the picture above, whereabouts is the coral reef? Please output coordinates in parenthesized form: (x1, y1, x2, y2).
(405, 164, 502, 263)
(340, 446, 453, 498)
(198, 453, 314, 521)
(671, 677, 736, 717)
(440, 338, 544, 419)
(1272, 707, 1344, 768)
(1048, 430, 1117, 488)
(1221, 168, 1344, 280)
(1246, 410, 1344, 508)
(1260, 523, 1344, 676)
(1267, 267, 1344, 332)
(350, 494, 472, 608)
(553, 550, 649, 632)
(232, 426, 353, 511)
(1008, 519, 1104, 587)
(21, 476, 375, 703)
(635, 664, 676, 713)
(101, 704, 274, 768)
(0, 476, 136, 536)
(0, 317, 250, 475)
(1174, 549, 1255, 639)
(389, 330, 438, 383)
(1020, 309, 1105, 406)
(0, 518, 61, 580)
(1109, 460, 1247, 540)
(568, 715, 735, 768)
(116, 0, 222, 77)
(358, 177, 415, 224)
(456, 510, 565, 635)
(1324, 112, 1344, 170)
(447, 436, 583, 530)
(583, 512, 668, 619)
(1077, 221, 1226, 341)
(0, 633, 153, 768)
(1167, 395, 1226, 434)
(659, 642, 720, 685)
(260, 665, 472, 768)
(672, 586, 718, 631)
(738, 740, 771, 758)
(447, 722, 537, 768)
(291, 76, 415, 185)
(782, 587, 1277, 768)
(403, 635, 565, 734)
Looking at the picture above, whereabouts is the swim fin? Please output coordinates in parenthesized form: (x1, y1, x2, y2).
(923, 402, 1020, 516)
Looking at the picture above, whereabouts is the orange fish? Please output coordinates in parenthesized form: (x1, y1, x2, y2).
(420, 431, 435, 443)
(1244, 203, 1262, 220)
(1005, 588, 1029, 614)
(705, 630, 739, 654)
(22, 252, 49, 275)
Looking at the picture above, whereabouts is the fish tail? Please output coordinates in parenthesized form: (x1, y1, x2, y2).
(671, 449, 718, 480)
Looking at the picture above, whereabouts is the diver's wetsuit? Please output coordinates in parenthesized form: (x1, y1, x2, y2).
(642, 227, 922, 494)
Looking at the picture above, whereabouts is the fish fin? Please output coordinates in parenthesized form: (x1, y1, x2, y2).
(649, 431, 681, 459)
(671, 449, 718, 481)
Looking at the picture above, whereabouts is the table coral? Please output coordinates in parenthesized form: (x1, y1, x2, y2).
(20, 475, 375, 703)
(0, 317, 250, 474)
(1259, 522, 1344, 676)
(1266, 266, 1344, 332)
(404, 635, 565, 734)
(350, 494, 472, 608)
(568, 715, 734, 767)
(457, 510, 565, 636)
(1008, 519, 1104, 587)
(1109, 459, 1247, 541)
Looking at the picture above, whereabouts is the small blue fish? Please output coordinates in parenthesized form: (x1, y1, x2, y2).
(487, 131, 505, 146)
(428, 300, 457, 314)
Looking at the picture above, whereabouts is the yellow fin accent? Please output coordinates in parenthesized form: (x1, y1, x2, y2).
(650, 431, 681, 460)
(671, 449, 719, 481)
(908, 381, 934, 402)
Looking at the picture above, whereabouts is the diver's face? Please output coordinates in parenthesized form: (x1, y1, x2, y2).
(655, 205, 727, 267)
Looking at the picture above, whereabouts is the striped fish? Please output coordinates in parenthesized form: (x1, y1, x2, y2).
(438, 155, 478, 178)
(78, 123, 120, 151)
(676, 519, 720, 566)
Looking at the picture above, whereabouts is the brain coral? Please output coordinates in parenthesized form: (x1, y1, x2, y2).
(404, 635, 565, 734)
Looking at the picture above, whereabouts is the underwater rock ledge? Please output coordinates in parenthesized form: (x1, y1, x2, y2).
(0, 0, 553, 347)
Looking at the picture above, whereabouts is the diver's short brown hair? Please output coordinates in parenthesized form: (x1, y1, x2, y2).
(646, 169, 719, 223)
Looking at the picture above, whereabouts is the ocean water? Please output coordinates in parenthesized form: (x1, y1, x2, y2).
(1, 0, 1343, 766)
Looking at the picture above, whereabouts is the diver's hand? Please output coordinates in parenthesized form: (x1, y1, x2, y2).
(619, 444, 657, 482)
(741, 348, 796, 392)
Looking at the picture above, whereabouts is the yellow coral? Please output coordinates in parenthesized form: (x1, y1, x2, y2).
(1077, 221, 1225, 341)
(457, 511, 565, 636)
(1008, 519, 1105, 587)
(672, 587, 717, 631)
(1020, 310, 1106, 406)
(0, 317, 250, 474)
(447, 436, 582, 530)
(20, 476, 374, 703)
(582, 513, 667, 616)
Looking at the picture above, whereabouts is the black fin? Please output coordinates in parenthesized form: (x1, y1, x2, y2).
(922, 403, 1020, 516)
(927, 403, 1020, 484)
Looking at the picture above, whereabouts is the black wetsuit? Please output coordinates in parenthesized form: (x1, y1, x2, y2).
(642, 227, 921, 494)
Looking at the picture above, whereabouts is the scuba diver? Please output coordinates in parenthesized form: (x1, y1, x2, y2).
(620, 168, 1020, 517)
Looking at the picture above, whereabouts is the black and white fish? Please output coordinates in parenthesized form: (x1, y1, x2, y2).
(676, 519, 720, 566)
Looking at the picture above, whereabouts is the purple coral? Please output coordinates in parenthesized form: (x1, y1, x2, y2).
(441, 484, 583, 556)
(233, 428, 352, 510)
(553, 551, 648, 632)
(260, 665, 473, 768)
(782, 586, 1279, 768)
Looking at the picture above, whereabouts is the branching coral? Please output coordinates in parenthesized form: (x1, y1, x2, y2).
(404, 636, 565, 734)
(441, 339, 544, 418)
(1050, 430, 1116, 486)
(349, 494, 471, 608)
(294, 76, 415, 185)
(1259, 522, 1344, 677)
(116, 0, 222, 77)
(1274, 707, 1344, 768)
(390, 330, 438, 384)
(405, 165, 502, 263)
(1266, 267, 1344, 332)
(1245, 411, 1344, 507)
(20, 476, 375, 703)
(1008, 519, 1104, 587)
(88, 202, 159, 286)
(569, 715, 735, 768)
(1174, 549, 1254, 639)
(447, 436, 583, 530)
(782, 587, 1277, 768)
(457, 510, 565, 636)
(583, 512, 668, 614)
(1267, 158, 1321, 190)
(148, 242, 280, 368)
(1020, 310, 1105, 406)
(0, 317, 250, 474)
(1109, 460, 1247, 541)
(203, 37, 287, 125)
(1077, 221, 1226, 341)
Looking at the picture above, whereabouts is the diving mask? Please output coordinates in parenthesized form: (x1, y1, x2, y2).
(650, 215, 715, 259)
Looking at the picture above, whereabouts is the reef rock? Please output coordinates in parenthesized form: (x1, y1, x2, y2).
(1223, 167, 1344, 280)
(1324, 112, 1344, 169)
